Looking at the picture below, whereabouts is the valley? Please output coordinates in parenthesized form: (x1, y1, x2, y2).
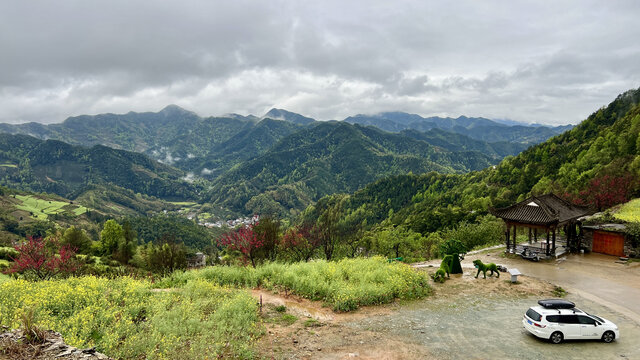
(0, 87, 639, 360)
(2, 3, 639, 359)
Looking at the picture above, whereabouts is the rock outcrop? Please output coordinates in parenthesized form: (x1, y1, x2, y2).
(0, 327, 112, 359)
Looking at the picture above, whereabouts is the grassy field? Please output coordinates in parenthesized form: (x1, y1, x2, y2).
(15, 194, 87, 220)
(0, 276, 261, 359)
(158, 257, 431, 312)
(72, 205, 88, 215)
(615, 198, 640, 222)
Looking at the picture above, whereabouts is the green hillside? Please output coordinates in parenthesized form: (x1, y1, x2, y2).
(0, 187, 102, 245)
(207, 121, 498, 216)
(307, 87, 640, 236)
(0, 134, 197, 200)
(400, 128, 530, 160)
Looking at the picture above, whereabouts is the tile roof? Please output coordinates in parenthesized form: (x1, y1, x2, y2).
(489, 193, 591, 225)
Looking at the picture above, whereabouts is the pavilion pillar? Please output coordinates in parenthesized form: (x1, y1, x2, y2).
(534, 228, 538, 243)
(577, 223, 583, 250)
(506, 223, 511, 252)
(546, 229, 550, 256)
(513, 224, 517, 250)
(567, 223, 574, 249)
(528, 228, 532, 244)
(552, 227, 556, 255)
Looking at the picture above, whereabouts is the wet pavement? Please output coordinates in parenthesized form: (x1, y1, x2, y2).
(348, 293, 640, 360)
(478, 251, 640, 323)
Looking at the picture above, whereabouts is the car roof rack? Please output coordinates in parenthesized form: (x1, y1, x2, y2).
(537, 299, 575, 309)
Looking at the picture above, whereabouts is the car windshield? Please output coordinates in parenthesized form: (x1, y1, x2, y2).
(587, 313, 604, 322)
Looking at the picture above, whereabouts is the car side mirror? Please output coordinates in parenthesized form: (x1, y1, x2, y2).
(595, 322, 600, 326)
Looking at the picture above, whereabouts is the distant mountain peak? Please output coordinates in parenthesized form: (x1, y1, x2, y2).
(159, 104, 197, 117)
(263, 108, 316, 125)
(222, 113, 260, 122)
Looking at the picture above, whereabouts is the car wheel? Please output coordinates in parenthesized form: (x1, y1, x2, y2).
(550, 331, 563, 344)
(602, 331, 615, 343)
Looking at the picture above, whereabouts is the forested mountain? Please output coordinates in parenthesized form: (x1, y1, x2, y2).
(344, 112, 572, 143)
(400, 128, 529, 160)
(207, 121, 497, 216)
(0, 104, 577, 220)
(0, 106, 565, 177)
(0, 106, 302, 176)
(305, 87, 640, 236)
(0, 134, 197, 200)
(176, 118, 301, 177)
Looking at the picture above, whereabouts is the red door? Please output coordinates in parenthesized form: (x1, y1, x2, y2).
(592, 231, 625, 257)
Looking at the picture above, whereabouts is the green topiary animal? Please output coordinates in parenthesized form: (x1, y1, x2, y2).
(432, 254, 454, 283)
(473, 259, 500, 279)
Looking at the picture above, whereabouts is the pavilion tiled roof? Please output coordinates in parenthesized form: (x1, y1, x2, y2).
(489, 193, 591, 225)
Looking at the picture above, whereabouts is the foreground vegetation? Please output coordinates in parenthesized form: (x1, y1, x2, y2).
(158, 257, 430, 312)
(0, 276, 261, 359)
(0, 257, 429, 358)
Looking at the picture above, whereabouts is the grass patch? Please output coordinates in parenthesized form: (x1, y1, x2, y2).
(0, 277, 261, 359)
(158, 257, 431, 312)
(169, 201, 198, 206)
(274, 305, 286, 313)
(303, 319, 322, 328)
(614, 198, 640, 222)
(552, 286, 567, 297)
(277, 314, 298, 326)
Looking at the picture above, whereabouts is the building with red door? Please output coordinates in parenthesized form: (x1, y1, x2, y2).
(582, 223, 632, 257)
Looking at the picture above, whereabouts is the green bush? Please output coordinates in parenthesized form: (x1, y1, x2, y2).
(0, 246, 18, 260)
(443, 215, 504, 252)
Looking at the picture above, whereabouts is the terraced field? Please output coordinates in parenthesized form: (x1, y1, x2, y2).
(15, 194, 87, 220)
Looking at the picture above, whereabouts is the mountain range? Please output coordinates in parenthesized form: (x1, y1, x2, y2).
(0, 105, 574, 217)
(344, 112, 572, 143)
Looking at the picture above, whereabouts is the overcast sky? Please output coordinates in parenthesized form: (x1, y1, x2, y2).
(1, 1, 639, 125)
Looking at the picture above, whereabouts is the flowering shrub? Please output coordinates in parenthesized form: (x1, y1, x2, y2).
(218, 225, 264, 267)
(566, 175, 636, 211)
(281, 225, 322, 261)
(4, 236, 78, 280)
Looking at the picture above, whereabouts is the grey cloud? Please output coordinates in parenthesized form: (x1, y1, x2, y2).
(0, 0, 639, 125)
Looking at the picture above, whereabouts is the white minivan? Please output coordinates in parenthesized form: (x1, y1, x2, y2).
(523, 299, 619, 344)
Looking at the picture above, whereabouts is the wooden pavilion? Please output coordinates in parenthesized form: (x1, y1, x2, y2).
(489, 194, 591, 258)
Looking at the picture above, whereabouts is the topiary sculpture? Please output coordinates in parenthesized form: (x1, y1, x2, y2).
(473, 259, 500, 279)
(432, 254, 454, 283)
